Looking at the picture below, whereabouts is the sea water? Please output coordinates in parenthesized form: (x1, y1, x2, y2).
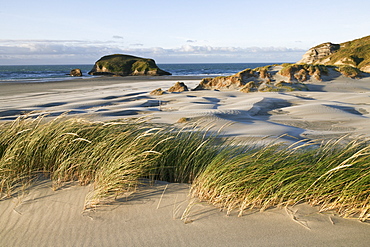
(0, 63, 273, 83)
(0, 65, 94, 83)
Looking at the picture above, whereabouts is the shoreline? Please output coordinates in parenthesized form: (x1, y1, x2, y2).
(0, 75, 206, 97)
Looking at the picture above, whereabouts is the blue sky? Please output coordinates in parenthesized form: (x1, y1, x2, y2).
(1, 0, 369, 65)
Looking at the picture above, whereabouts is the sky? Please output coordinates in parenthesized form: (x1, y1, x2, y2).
(1, 0, 369, 65)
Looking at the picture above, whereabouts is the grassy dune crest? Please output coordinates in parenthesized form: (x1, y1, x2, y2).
(0, 116, 219, 208)
(0, 116, 369, 221)
(191, 138, 370, 220)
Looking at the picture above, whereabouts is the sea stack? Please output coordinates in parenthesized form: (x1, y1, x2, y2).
(88, 54, 171, 76)
(70, 69, 83, 77)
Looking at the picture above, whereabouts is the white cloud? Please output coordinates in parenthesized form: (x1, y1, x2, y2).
(129, 43, 144, 47)
(0, 39, 306, 64)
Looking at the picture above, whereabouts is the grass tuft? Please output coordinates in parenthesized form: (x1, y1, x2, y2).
(336, 65, 362, 78)
(190, 138, 370, 221)
(0, 116, 368, 221)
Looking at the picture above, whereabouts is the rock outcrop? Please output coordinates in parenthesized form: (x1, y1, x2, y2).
(278, 64, 328, 81)
(297, 35, 370, 73)
(168, 82, 189, 92)
(88, 54, 171, 76)
(193, 69, 255, 90)
(150, 88, 165, 95)
(297, 43, 340, 64)
(279, 63, 363, 79)
(70, 69, 82, 77)
(149, 82, 189, 95)
(193, 66, 308, 92)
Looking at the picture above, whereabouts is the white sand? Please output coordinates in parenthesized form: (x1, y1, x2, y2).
(1, 180, 369, 247)
(1, 76, 369, 143)
(1, 76, 370, 246)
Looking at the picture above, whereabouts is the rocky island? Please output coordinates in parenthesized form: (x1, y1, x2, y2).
(88, 54, 171, 76)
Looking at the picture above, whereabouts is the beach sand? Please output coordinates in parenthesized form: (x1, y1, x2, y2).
(1, 75, 370, 246)
(1, 180, 369, 247)
(1, 75, 370, 143)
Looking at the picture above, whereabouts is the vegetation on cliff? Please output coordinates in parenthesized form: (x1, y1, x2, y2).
(323, 36, 370, 68)
(298, 35, 370, 73)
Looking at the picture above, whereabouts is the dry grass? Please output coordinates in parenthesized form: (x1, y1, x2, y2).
(190, 138, 370, 221)
(279, 64, 329, 81)
(177, 117, 189, 123)
(336, 66, 362, 78)
(0, 116, 368, 221)
(0, 115, 219, 209)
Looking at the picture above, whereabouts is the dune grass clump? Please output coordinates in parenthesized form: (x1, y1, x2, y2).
(190, 138, 370, 221)
(177, 117, 189, 123)
(336, 65, 362, 78)
(0, 116, 369, 221)
(0, 115, 219, 208)
(252, 65, 272, 79)
(279, 64, 329, 81)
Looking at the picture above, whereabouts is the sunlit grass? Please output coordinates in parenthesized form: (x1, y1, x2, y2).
(0, 115, 219, 209)
(0, 116, 368, 221)
(190, 138, 370, 221)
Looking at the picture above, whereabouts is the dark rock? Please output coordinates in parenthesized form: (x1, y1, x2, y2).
(70, 69, 83, 76)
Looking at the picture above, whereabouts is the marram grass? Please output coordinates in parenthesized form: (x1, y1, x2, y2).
(0, 115, 220, 209)
(0, 116, 368, 221)
(190, 138, 370, 221)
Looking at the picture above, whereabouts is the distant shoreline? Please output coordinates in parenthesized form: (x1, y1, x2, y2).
(0, 63, 274, 84)
(0, 76, 205, 97)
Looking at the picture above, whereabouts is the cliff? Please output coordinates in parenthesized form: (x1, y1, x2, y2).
(88, 54, 171, 76)
(297, 35, 370, 73)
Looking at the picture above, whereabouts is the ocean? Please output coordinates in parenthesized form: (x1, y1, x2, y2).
(0, 63, 273, 83)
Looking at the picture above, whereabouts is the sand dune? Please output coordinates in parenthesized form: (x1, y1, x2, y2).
(1, 180, 369, 247)
(1, 77, 369, 143)
(1, 76, 370, 246)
